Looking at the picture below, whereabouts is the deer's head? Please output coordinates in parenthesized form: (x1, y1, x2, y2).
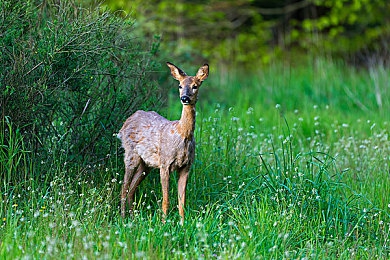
(167, 62, 209, 106)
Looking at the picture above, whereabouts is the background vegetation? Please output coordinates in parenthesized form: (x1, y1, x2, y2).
(102, 0, 390, 66)
(1, 0, 389, 259)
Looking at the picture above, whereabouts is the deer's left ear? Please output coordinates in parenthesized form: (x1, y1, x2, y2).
(196, 64, 209, 82)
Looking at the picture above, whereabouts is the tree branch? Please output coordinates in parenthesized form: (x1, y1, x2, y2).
(255, 1, 311, 15)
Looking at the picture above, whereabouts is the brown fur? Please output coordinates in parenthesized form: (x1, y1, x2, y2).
(118, 62, 209, 224)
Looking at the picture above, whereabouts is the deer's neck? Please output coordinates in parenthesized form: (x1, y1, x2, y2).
(177, 105, 196, 139)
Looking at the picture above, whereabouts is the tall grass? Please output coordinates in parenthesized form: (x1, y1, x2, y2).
(1, 59, 390, 259)
(1, 117, 27, 187)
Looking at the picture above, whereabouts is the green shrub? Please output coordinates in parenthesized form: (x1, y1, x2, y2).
(0, 0, 162, 166)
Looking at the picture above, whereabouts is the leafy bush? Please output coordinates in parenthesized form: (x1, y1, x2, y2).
(0, 1, 162, 166)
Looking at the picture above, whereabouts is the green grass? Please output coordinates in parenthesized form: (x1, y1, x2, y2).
(1, 59, 390, 259)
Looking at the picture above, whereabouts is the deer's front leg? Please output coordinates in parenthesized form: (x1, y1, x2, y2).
(178, 166, 189, 225)
(160, 167, 170, 223)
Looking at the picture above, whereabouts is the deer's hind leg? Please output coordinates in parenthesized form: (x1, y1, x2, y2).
(127, 161, 150, 214)
(121, 153, 141, 217)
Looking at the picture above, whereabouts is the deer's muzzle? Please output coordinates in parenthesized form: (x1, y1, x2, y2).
(180, 95, 191, 105)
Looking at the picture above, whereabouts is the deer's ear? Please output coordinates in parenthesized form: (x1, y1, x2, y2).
(167, 62, 187, 81)
(196, 64, 209, 82)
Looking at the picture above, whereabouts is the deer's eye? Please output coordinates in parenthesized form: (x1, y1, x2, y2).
(192, 85, 198, 90)
(179, 85, 182, 89)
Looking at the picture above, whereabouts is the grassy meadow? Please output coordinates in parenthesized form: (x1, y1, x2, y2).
(1, 59, 390, 259)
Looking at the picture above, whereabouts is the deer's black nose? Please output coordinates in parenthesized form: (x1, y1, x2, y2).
(180, 95, 191, 104)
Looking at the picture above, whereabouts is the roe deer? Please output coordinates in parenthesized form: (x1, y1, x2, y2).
(118, 62, 209, 224)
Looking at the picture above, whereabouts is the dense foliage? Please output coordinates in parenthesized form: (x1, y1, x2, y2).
(0, 0, 162, 170)
(102, 0, 390, 66)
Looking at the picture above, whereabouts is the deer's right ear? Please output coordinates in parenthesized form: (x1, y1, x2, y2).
(167, 62, 187, 81)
